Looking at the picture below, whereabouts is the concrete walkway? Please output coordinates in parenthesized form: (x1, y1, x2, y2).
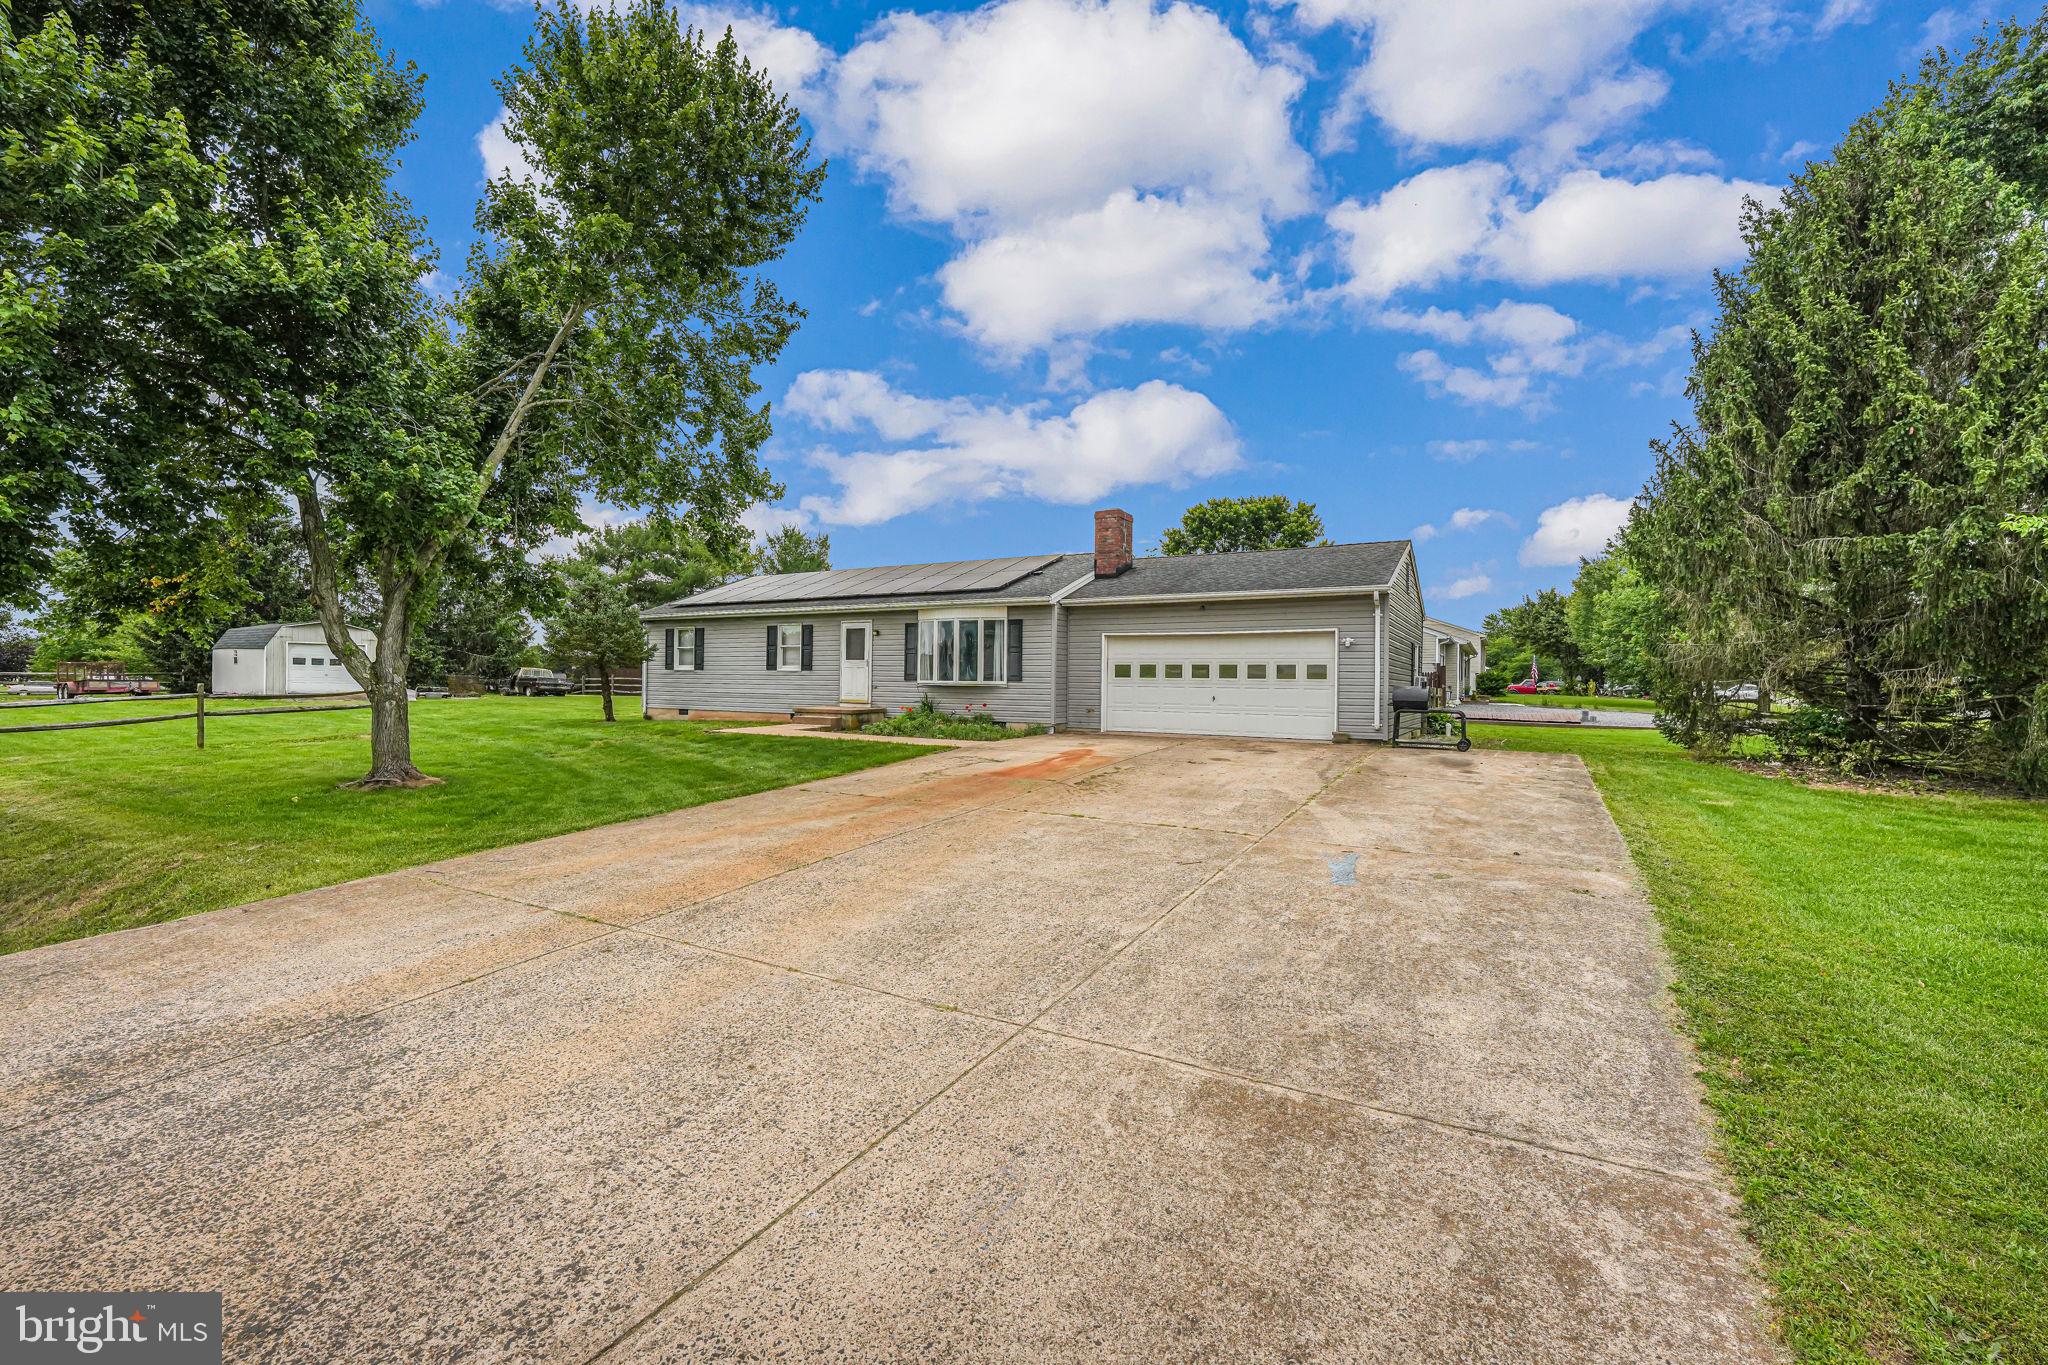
(0, 734, 1777, 1363)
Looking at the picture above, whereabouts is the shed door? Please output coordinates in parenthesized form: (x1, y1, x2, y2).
(286, 645, 356, 694)
(1103, 632, 1335, 741)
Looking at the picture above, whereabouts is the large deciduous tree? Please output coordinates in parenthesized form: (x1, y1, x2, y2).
(1158, 496, 1328, 556)
(1482, 589, 1583, 685)
(756, 524, 830, 575)
(1632, 21, 2048, 787)
(4, 0, 825, 785)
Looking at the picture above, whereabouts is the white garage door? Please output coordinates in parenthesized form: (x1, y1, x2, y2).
(286, 646, 356, 694)
(1104, 632, 1337, 741)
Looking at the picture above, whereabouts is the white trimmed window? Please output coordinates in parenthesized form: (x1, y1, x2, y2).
(917, 610, 1007, 685)
(778, 623, 803, 671)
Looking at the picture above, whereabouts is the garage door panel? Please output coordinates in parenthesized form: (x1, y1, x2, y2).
(287, 647, 357, 694)
(1105, 633, 1335, 742)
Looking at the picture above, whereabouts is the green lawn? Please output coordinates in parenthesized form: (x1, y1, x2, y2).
(1472, 691, 1660, 711)
(1470, 724, 2046, 1364)
(0, 696, 936, 956)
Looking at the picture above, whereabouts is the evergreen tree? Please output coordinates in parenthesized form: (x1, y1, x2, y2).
(1633, 31, 2048, 785)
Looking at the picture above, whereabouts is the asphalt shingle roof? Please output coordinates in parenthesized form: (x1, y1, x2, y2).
(1063, 540, 1410, 602)
(212, 623, 289, 650)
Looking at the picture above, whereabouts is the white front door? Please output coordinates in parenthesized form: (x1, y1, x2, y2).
(839, 621, 871, 702)
(1103, 631, 1337, 741)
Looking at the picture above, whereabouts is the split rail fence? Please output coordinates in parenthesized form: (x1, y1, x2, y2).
(0, 687, 372, 746)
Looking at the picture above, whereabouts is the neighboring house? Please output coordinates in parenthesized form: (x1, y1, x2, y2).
(640, 509, 1426, 743)
(210, 622, 374, 696)
(1424, 617, 1486, 704)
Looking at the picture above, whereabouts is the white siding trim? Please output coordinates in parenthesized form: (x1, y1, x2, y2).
(644, 593, 1059, 622)
(1065, 583, 1397, 609)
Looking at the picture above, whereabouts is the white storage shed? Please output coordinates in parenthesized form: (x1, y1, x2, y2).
(210, 622, 375, 696)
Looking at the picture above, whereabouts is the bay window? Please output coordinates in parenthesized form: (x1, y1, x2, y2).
(918, 612, 1008, 684)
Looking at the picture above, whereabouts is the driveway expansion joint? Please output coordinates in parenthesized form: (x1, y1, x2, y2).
(584, 750, 1379, 1362)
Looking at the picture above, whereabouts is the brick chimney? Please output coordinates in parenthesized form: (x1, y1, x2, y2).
(1093, 508, 1134, 577)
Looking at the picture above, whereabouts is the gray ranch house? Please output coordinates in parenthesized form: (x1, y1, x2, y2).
(641, 509, 1426, 743)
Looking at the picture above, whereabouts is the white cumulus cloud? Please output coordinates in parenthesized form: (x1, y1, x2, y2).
(1285, 0, 1669, 156)
(784, 372, 1243, 525)
(1520, 492, 1632, 565)
(1330, 164, 1770, 297)
(938, 191, 1286, 350)
(820, 0, 1314, 356)
(1433, 572, 1494, 600)
(828, 0, 1311, 225)
(1413, 507, 1508, 540)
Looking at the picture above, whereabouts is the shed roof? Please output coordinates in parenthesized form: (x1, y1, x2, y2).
(211, 622, 367, 650)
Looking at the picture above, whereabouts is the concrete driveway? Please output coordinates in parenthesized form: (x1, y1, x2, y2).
(0, 734, 1777, 1363)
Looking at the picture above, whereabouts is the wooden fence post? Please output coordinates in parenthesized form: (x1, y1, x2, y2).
(195, 684, 206, 750)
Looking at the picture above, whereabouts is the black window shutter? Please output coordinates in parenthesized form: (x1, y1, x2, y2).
(693, 627, 705, 670)
(766, 625, 777, 670)
(663, 628, 675, 670)
(904, 623, 918, 681)
(800, 623, 814, 670)
(1007, 619, 1024, 680)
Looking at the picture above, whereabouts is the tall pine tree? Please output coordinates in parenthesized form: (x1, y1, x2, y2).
(1635, 23, 2048, 785)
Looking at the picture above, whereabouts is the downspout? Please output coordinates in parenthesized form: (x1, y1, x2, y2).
(1374, 591, 1384, 736)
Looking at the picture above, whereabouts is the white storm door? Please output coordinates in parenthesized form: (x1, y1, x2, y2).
(839, 621, 871, 702)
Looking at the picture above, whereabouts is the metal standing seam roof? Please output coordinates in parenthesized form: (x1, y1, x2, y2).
(1062, 540, 1412, 602)
(644, 553, 1096, 618)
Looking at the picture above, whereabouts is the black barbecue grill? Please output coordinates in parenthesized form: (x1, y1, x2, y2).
(1390, 685, 1471, 751)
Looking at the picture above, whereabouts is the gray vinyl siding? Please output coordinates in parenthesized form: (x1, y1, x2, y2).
(1384, 555, 1426, 689)
(643, 616, 838, 714)
(1063, 595, 1390, 740)
(643, 605, 1056, 726)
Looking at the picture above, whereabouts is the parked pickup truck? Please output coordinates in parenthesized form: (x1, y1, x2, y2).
(504, 667, 574, 696)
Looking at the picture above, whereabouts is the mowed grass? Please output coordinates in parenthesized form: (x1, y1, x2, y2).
(0, 696, 936, 956)
(1470, 724, 2047, 1364)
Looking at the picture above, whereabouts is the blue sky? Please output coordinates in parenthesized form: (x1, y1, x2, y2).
(368, 0, 1998, 623)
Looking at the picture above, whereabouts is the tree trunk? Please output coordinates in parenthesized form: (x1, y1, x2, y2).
(600, 671, 616, 723)
(355, 645, 437, 788)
